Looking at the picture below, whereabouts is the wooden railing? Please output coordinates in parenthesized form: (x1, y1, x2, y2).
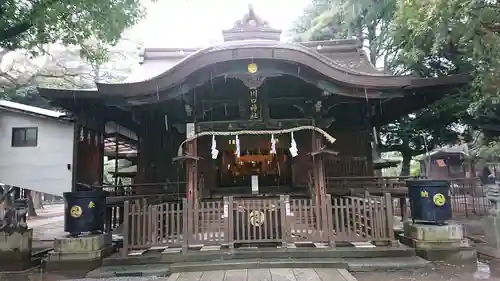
(120, 193, 395, 256)
(326, 176, 424, 197)
(79, 182, 187, 233)
(448, 177, 489, 217)
(100, 182, 187, 197)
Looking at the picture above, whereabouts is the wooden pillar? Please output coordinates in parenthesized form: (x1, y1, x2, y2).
(98, 131, 105, 185)
(186, 140, 198, 206)
(75, 126, 101, 187)
(312, 132, 326, 204)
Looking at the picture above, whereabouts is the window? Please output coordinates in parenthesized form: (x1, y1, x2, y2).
(12, 127, 38, 147)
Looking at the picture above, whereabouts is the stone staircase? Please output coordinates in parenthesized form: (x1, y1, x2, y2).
(87, 245, 430, 278)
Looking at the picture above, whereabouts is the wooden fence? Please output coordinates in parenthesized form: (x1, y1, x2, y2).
(120, 193, 395, 256)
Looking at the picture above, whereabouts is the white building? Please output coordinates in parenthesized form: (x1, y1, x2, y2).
(0, 100, 75, 196)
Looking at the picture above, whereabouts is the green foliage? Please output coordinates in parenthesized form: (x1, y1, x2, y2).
(291, 0, 476, 175)
(0, 0, 148, 52)
(0, 0, 149, 106)
(410, 161, 420, 176)
(479, 141, 500, 162)
(392, 0, 500, 136)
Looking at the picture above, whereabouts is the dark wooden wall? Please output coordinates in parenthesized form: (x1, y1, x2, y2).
(75, 126, 102, 186)
(323, 129, 373, 177)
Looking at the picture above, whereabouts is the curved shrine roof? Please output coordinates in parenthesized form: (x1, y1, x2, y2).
(97, 39, 468, 97)
(38, 6, 470, 101)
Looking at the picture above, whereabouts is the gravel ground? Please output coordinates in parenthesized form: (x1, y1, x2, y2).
(353, 262, 498, 281)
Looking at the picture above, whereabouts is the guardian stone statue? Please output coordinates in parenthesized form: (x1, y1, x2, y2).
(0, 186, 28, 233)
(482, 167, 500, 215)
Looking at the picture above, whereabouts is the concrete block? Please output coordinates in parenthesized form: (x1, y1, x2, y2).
(415, 247, 477, 262)
(410, 238, 470, 249)
(46, 246, 114, 261)
(54, 233, 111, 253)
(404, 222, 464, 241)
(0, 229, 33, 261)
(484, 216, 500, 249)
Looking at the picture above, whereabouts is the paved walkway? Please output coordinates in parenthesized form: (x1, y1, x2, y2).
(27, 204, 65, 241)
(167, 268, 356, 281)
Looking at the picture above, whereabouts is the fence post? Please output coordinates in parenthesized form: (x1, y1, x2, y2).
(226, 196, 234, 249)
(319, 193, 328, 242)
(384, 193, 396, 245)
(325, 194, 334, 247)
(147, 204, 153, 248)
(182, 197, 189, 254)
(120, 200, 130, 257)
(280, 195, 289, 247)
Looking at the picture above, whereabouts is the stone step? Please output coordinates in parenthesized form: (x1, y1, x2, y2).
(169, 258, 348, 273)
(86, 263, 171, 278)
(346, 256, 431, 272)
(87, 256, 430, 278)
(103, 246, 418, 266)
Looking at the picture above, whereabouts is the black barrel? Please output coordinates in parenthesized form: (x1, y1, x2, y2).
(407, 180, 452, 224)
(63, 190, 107, 235)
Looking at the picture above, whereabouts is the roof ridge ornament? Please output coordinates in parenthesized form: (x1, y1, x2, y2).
(222, 5, 282, 41)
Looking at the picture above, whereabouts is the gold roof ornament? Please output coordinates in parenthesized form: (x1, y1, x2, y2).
(248, 63, 258, 74)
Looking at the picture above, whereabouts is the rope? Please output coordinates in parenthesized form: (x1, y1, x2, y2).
(177, 125, 336, 157)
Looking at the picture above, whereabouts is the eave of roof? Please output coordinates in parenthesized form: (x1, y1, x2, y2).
(37, 40, 470, 103)
(0, 100, 72, 122)
(95, 40, 410, 96)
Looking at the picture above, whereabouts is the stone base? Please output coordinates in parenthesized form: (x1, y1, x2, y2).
(46, 246, 115, 261)
(54, 233, 111, 253)
(43, 257, 105, 272)
(415, 247, 477, 263)
(403, 221, 464, 241)
(0, 229, 33, 271)
(43, 233, 114, 272)
(402, 222, 475, 262)
(475, 215, 500, 261)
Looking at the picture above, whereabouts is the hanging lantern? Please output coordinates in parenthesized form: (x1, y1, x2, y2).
(235, 135, 240, 158)
(211, 135, 219, 159)
(289, 132, 298, 157)
(270, 134, 277, 154)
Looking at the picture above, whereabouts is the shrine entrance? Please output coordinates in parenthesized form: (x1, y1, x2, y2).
(210, 135, 294, 197)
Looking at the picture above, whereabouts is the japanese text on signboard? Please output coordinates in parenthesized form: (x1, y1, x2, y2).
(249, 89, 260, 119)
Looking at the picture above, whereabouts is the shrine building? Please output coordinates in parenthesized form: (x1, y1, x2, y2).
(38, 7, 469, 253)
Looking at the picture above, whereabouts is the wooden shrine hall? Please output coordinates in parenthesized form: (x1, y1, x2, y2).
(38, 6, 468, 253)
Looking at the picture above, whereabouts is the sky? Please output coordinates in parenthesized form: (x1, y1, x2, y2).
(132, 0, 310, 48)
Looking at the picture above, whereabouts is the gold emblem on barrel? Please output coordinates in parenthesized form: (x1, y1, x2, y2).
(70, 205, 83, 218)
(433, 193, 446, 207)
(248, 210, 265, 226)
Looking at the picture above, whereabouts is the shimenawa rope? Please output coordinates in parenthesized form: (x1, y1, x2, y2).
(177, 125, 336, 157)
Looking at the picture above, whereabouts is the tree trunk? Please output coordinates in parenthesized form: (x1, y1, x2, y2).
(400, 152, 412, 176)
(26, 190, 37, 217)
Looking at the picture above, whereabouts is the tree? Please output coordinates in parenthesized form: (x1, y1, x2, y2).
(391, 0, 500, 133)
(291, 0, 470, 175)
(1, 0, 147, 104)
(291, 0, 398, 70)
(1, 0, 147, 51)
(0, 34, 141, 105)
